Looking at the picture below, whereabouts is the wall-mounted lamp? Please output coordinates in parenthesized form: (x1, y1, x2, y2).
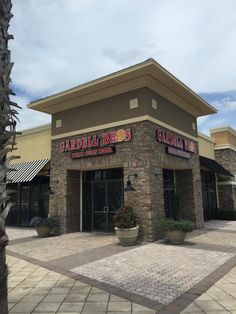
(49, 187, 55, 195)
(124, 174, 137, 192)
(45, 186, 54, 196)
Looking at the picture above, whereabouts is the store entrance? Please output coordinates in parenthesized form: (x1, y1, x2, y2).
(201, 169, 217, 220)
(163, 169, 178, 219)
(82, 168, 124, 232)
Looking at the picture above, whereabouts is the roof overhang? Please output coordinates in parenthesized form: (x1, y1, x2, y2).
(200, 156, 234, 177)
(28, 58, 217, 118)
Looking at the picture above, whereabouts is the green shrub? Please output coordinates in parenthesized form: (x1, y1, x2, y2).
(113, 207, 137, 229)
(216, 210, 236, 221)
(29, 216, 56, 228)
(159, 218, 195, 233)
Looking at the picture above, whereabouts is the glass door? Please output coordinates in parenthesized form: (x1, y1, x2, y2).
(83, 168, 124, 232)
(92, 182, 107, 232)
(108, 181, 123, 232)
(92, 180, 123, 232)
(163, 169, 177, 219)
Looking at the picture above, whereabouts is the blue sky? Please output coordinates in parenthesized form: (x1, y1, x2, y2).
(9, 0, 236, 135)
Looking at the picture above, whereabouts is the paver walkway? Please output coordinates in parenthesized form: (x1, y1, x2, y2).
(7, 255, 155, 314)
(181, 265, 236, 313)
(6, 220, 236, 313)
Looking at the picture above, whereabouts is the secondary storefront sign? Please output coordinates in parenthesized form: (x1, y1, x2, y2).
(156, 128, 195, 159)
(59, 128, 132, 159)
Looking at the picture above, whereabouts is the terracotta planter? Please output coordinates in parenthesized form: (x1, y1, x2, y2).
(115, 226, 139, 246)
(35, 226, 52, 237)
(166, 230, 186, 244)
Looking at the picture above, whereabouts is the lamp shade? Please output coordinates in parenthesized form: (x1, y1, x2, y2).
(124, 180, 136, 192)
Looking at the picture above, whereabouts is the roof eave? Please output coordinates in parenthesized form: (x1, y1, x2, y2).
(28, 58, 217, 117)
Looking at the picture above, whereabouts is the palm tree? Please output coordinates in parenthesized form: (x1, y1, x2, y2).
(0, 0, 20, 312)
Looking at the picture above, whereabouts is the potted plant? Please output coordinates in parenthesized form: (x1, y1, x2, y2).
(29, 216, 56, 237)
(113, 207, 139, 246)
(159, 218, 195, 244)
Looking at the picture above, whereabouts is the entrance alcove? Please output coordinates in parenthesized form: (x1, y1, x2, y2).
(82, 168, 124, 232)
(175, 169, 195, 221)
(66, 170, 81, 232)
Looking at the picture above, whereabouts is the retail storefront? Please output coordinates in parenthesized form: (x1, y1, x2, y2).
(28, 59, 220, 241)
(6, 125, 51, 227)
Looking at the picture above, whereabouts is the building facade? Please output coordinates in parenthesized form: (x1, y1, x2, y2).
(8, 59, 235, 240)
(27, 59, 219, 241)
(7, 125, 51, 227)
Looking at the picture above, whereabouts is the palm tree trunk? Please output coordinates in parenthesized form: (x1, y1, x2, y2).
(0, 1, 19, 313)
(0, 249, 8, 313)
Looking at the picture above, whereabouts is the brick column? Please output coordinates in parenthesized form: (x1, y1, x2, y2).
(215, 149, 236, 210)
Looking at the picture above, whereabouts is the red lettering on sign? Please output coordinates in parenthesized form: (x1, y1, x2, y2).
(82, 137, 88, 149)
(156, 128, 194, 153)
(76, 138, 82, 150)
(70, 139, 77, 150)
(109, 131, 117, 144)
(59, 141, 65, 152)
(65, 140, 70, 151)
(125, 129, 132, 142)
(93, 135, 99, 147)
(103, 133, 110, 145)
(60, 128, 131, 158)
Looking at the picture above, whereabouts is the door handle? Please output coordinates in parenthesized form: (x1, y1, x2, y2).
(103, 206, 109, 213)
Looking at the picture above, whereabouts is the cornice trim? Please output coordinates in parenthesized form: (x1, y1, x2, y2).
(214, 144, 236, 152)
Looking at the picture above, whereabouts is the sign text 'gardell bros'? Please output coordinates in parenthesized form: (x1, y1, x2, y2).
(156, 128, 195, 159)
(59, 129, 132, 159)
(58, 127, 195, 159)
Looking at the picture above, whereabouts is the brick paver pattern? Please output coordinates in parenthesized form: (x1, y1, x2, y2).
(72, 244, 233, 305)
(7, 255, 155, 314)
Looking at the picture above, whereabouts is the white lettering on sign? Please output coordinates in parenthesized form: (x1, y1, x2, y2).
(166, 146, 191, 159)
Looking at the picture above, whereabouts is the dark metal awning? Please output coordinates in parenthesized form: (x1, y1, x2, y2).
(200, 156, 233, 177)
(7, 159, 50, 183)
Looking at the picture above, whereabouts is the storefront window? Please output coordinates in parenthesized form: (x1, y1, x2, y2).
(6, 176, 49, 227)
(20, 185, 30, 227)
(163, 169, 178, 219)
(201, 169, 217, 220)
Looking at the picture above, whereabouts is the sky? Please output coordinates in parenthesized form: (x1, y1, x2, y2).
(9, 0, 236, 135)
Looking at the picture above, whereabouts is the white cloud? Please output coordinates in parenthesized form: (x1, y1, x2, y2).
(7, 0, 236, 130)
(10, 95, 50, 131)
(9, 0, 236, 96)
(211, 98, 236, 112)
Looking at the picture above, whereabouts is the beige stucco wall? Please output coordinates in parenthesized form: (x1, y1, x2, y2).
(9, 124, 51, 163)
(198, 133, 215, 160)
(211, 129, 236, 149)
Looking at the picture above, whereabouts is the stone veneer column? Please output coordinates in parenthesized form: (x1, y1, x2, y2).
(192, 166, 204, 228)
(175, 168, 204, 228)
(65, 170, 80, 232)
(215, 149, 236, 210)
(49, 166, 67, 233)
(123, 162, 164, 242)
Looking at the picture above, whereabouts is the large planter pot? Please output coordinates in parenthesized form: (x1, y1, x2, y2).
(167, 230, 186, 244)
(35, 226, 52, 237)
(115, 226, 139, 246)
